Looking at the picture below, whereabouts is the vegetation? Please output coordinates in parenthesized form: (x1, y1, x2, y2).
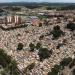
(69, 59, 75, 68)
(48, 57, 72, 75)
(39, 23, 42, 27)
(17, 43, 23, 50)
(8, 60, 19, 75)
(38, 48, 52, 61)
(29, 43, 35, 51)
(29, 43, 52, 61)
(12, 7, 21, 11)
(56, 43, 64, 49)
(0, 9, 4, 13)
(48, 65, 61, 75)
(7, 7, 21, 11)
(26, 63, 35, 70)
(0, 49, 19, 75)
(25, 5, 41, 9)
(39, 35, 44, 40)
(60, 5, 75, 10)
(60, 57, 72, 68)
(44, 20, 49, 26)
(46, 6, 53, 10)
(66, 22, 75, 31)
(0, 49, 11, 68)
(23, 62, 35, 75)
(36, 42, 41, 50)
(51, 25, 64, 39)
(38, 15, 51, 20)
(72, 69, 75, 75)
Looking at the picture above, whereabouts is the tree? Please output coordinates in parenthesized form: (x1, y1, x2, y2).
(46, 6, 52, 10)
(48, 71, 56, 75)
(60, 57, 72, 68)
(69, 59, 75, 68)
(48, 65, 61, 75)
(9, 60, 19, 75)
(29, 43, 35, 51)
(38, 48, 52, 61)
(0, 70, 8, 75)
(0, 49, 11, 68)
(0, 49, 20, 75)
(51, 25, 64, 39)
(66, 22, 75, 31)
(26, 63, 35, 70)
(39, 35, 44, 40)
(36, 42, 41, 50)
(24, 63, 35, 75)
(54, 25, 60, 30)
(56, 43, 64, 49)
(39, 23, 42, 27)
(17, 43, 23, 51)
(72, 69, 75, 75)
(44, 20, 49, 26)
(48, 57, 73, 75)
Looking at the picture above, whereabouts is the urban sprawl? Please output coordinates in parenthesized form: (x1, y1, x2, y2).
(0, 5, 75, 75)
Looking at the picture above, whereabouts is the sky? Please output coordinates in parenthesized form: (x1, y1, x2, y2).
(0, 0, 75, 3)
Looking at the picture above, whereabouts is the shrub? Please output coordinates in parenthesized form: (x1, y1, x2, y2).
(0, 49, 11, 68)
(9, 60, 19, 75)
(17, 43, 23, 50)
(66, 22, 75, 31)
(48, 57, 72, 75)
(56, 43, 64, 49)
(38, 48, 52, 61)
(36, 42, 41, 50)
(39, 23, 42, 27)
(26, 63, 35, 70)
(53, 25, 60, 30)
(48, 65, 61, 75)
(0, 49, 20, 75)
(29, 43, 35, 51)
(24, 63, 35, 75)
(44, 20, 49, 26)
(69, 59, 75, 68)
(48, 71, 56, 75)
(51, 25, 64, 39)
(39, 35, 44, 40)
(60, 57, 72, 67)
(72, 69, 75, 75)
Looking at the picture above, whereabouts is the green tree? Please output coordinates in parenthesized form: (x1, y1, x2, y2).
(36, 42, 41, 50)
(38, 48, 52, 61)
(24, 63, 35, 75)
(29, 43, 35, 51)
(26, 63, 35, 70)
(17, 43, 23, 51)
(0, 70, 8, 75)
(66, 22, 75, 31)
(48, 65, 61, 75)
(60, 57, 72, 68)
(0, 49, 20, 75)
(48, 57, 72, 75)
(51, 25, 64, 39)
(39, 23, 42, 27)
(72, 69, 75, 75)
(9, 60, 19, 75)
(0, 49, 11, 68)
(39, 35, 44, 40)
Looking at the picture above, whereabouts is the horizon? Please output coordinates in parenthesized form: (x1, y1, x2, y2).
(0, 0, 75, 3)
(0, 2, 75, 3)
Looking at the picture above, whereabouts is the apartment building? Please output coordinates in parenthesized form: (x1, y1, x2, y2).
(0, 15, 22, 25)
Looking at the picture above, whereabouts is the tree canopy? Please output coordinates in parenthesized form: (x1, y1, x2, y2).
(0, 49, 20, 75)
